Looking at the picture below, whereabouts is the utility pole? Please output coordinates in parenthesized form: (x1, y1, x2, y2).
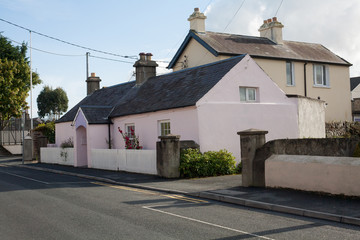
(29, 30, 33, 130)
(86, 52, 90, 79)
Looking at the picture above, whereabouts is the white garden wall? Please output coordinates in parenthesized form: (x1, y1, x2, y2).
(265, 155, 360, 196)
(40, 147, 157, 175)
(40, 147, 75, 166)
(90, 149, 157, 175)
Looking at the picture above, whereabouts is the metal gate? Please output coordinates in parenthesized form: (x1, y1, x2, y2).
(0, 118, 31, 145)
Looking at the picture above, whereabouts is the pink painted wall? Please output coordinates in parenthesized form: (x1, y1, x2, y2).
(55, 122, 75, 147)
(86, 124, 109, 167)
(197, 55, 299, 162)
(112, 106, 199, 150)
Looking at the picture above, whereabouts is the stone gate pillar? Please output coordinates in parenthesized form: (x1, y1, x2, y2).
(156, 135, 180, 178)
(237, 129, 268, 187)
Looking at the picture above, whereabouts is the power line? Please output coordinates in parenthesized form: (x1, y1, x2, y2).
(0, 17, 138, 60)
(89, 54, 134, 64)
(223, 0, 246, 32)
(5, 36, 85, 57)
(274, 0, 284, 16)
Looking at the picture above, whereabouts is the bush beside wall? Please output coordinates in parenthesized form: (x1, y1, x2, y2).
(179, 149, 237, 178)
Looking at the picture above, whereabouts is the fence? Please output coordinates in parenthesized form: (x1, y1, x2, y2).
(0, 118, 31, 145)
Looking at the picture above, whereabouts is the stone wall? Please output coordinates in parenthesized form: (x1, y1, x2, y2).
(326, 121, 360, 138)
(255, 138, 359, 169)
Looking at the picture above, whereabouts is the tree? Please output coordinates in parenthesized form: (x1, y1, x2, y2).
(37, 86, 68, 120)
(0, 35, 41, 130)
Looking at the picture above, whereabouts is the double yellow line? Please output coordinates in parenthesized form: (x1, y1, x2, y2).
(92, 182, 207, 204)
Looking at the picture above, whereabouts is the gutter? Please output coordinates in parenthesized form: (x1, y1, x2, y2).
(304, 62, 308, 97)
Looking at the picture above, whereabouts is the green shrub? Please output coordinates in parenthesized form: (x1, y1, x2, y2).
(34, 121, 55, 143)
(353, 143, 360, 157)
(180, 148, 237, 178)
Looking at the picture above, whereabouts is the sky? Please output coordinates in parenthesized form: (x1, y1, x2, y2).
(1, 0, 360, 119)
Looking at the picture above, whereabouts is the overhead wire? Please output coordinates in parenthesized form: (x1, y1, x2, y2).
(223, 0, 246, 32)
(274, 0, 284, 17)
(0, 17, 138, 60)
(193, 0, 246, 67)
(5, 36, 85, 57)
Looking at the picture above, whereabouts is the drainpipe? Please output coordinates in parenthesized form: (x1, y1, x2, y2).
(108, 123, 111, 149)
(304, 62, 308, 97)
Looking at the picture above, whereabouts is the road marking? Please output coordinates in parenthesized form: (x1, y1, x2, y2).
(163, 194, 208, 203)
(0, 171, 49, 184)
(143, 206, 276, 240)
(92, 182, 208, 204)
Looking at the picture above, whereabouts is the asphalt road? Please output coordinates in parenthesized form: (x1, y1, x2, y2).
(0, 162, 360, 240)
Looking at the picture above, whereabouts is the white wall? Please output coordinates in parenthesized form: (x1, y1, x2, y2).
(112, 106, 199, 150)
(40, 147, 74, 166)
(266, 155, 360, 196)
(91, 149, 157, 175)
(291, 97, 326, 138)
(40, 147, 157, 175)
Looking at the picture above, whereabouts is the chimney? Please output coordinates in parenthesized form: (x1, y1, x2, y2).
(86, 72, 101, 95)
(258, 17, 284, 44)
(133, 52, 158, 86)
(188, 7, 207, 33)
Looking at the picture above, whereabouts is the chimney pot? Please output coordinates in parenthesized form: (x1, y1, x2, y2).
(263, 20, 267, 24)
(194, 7, 199, 11)
(272, 17, 277, 22)
(139, 52, 146, 61)
(146, 53, 153, 61)
(267, 18, 272, 23)
(91, 72, 96, 77)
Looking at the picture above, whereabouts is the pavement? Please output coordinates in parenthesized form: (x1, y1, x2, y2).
(2, 156, 360, 227)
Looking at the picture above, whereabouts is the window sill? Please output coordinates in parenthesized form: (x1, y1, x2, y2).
(313, 85, 331, 89)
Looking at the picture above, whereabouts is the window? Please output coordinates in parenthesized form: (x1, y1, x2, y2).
(313, 64, 329, 87)
(125, 124, 135, 140)
(240, 87, 257, 102)
(159, 120, 171, 136)
(286, 61, 295, 86)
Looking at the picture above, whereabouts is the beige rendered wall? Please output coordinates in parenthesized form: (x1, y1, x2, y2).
(254, 59, 351, 121)
(172, 42, 351, 121)
(172, 39, 227, 71)
(265, 155, 360, 196)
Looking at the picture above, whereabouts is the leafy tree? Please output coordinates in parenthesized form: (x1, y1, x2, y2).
(37, 86, 68, 120)
(0, 35, 41, 130)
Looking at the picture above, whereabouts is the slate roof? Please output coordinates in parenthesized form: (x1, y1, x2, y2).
(57, 54, 246, 123)
(168, 31, 351, 68)
(56, 82, 135, 123)
(350, 77, 360, 91)
(80, 106, 113, 124)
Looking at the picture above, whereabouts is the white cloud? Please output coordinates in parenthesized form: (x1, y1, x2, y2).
(202, 0, 360, 76)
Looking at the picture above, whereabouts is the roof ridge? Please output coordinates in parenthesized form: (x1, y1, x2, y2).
(160, 54, 246, 77)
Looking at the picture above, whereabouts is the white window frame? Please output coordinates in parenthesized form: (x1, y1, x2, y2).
(125, 123, 135, 140)
(158, 120, 171, 136)
(286, 61, 295, 86)
(313, 64, 330, 87)
(354, 116, 360, 122)
(239, 87, 257, 102)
